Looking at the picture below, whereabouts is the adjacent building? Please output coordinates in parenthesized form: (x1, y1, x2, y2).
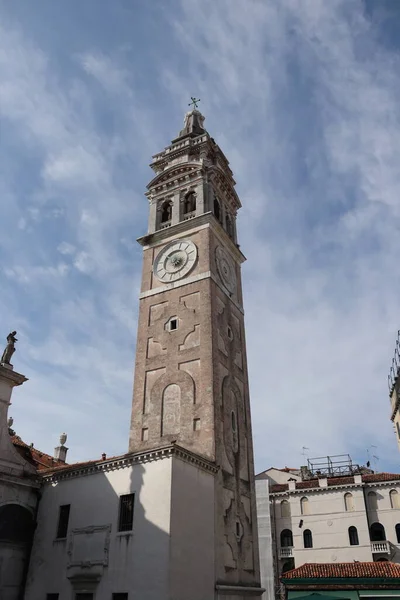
(256, 456, 400, 600)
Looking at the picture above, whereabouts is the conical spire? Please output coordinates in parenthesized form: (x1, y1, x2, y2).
(177, 109, 206, 138)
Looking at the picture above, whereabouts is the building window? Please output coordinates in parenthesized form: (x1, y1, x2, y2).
(112, 595, 129, 600)
(348, 526, 359, 546)
(397, 422, 400, 439)
(46, 595, 59, 600)
(390, 490, 400, 509)
(75, 595, 93, 600)
(370, 522, 386, 541)
(166, 317, 178, 332)
(118, 494, 135, 532)
(280, 500, 291, 518)
(303, 529, 313, 548)
(193, 418, 201, 431)
(344, 492, 355, 512)
(368, 491, 378, 510)
(160, 200, 172, 223)
(300, 497, 309, 515)
(280, 529, 293, 547)
(231, 411, 237, 432)
(141, 428, 148, 441)
(56, 504, 70, 539)
(396, 523, 400, 543)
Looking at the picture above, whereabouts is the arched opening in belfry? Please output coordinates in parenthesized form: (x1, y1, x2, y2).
(183, 191, 196, 215)
(161, 200, 172, 223)
(214, 197, 221, 223)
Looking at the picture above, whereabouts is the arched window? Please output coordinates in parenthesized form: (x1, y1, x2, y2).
(348, 526, 359, 546)
(303, 529, 313, 548)
(396, 524, 400, 543)
(214, 197, 221, 223)
(368, 491, 378, 510)
(0, 504, 34, 543)
(161, 200, 172, 223)
(183, 191, 196, 214)
(280, 500, 291, 518)
(390, 490, 400, 509)
(300, 497, 310, 515)
(370, 522, 386, 542)
(344, 492, 355, 512)
(280, 529, 293, 547)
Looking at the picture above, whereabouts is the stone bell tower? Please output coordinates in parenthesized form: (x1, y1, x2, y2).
(129, 107, 263, 597)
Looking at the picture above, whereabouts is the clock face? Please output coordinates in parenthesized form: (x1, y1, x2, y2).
(215, 246, 236, 293)
(153, 240, 197, 283)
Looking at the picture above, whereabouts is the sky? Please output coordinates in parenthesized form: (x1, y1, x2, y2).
(1, 0, 400, 474)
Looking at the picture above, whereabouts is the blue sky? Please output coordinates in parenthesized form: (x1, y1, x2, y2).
(1, 0, 400, 473)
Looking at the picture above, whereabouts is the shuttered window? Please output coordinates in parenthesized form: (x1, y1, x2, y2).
(118, 494, 135, 532)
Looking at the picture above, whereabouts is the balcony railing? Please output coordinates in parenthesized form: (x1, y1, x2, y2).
(183, 211, 196, 221)
(371, 541, 390, 554)
(159, 221, 171, 230)
(279, 547, 293, 558)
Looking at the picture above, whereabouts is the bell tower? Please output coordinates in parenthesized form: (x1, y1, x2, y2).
(129, 107, 262, 597)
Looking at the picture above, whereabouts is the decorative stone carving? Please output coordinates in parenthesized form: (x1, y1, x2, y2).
(161, 384, 181, 436)
(179, 325, 200, 351)
(147, 337, 167, 359)
(215, 247, 236, 294)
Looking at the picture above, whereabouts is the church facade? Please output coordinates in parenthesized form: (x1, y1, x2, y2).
(1, 108, 263, 599)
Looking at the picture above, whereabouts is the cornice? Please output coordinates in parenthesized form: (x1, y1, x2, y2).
(41, 443, 218, 483)
(138, 212, 246, 264)
(0, 364, 28, 387)
(270, 478, 400, 496)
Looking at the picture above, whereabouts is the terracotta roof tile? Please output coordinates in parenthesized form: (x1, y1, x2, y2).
(11, 435, 65, 471)
(282, 562, 400, 580)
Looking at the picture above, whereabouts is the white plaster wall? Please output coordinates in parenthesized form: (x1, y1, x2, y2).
(169, 457, 215, 600)
(272, 482, 400, 569)
(25, 457, 173, 600)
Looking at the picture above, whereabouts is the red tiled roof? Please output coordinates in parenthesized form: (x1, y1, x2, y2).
(282, 562, 400, 580)
(11, 435, 66, 471)
(270, 472, 400, 493)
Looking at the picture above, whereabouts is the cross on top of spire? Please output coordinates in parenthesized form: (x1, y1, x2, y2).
(188, 96, 201, 110)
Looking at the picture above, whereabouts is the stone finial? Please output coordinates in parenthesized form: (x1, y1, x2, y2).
(54, 433, 68, 463)
(8, 416, 13, 428)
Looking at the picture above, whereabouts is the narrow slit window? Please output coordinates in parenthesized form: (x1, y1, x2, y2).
(349, 526, 359, 546)
(56, 504, 70, 539)
(118, 494, 135, 532)
(46, 595, 59, 600)
(170, 318, 178, 331)
(112, 595, 129, 600)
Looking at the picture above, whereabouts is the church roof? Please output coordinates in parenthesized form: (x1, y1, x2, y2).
(269, 472, 400, 493)
(282, 561, 400, 580)
(11, 435, 65, 471)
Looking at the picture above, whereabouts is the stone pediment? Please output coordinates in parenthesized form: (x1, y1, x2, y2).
(147, 163, 202, 192)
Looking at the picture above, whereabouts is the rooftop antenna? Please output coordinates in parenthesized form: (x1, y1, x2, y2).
(301, 446, 309, 463)
(367, 445, 379, 473)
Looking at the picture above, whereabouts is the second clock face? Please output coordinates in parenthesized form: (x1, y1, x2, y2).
(153, 240, 197, 283)
(216, 246, 237, 293)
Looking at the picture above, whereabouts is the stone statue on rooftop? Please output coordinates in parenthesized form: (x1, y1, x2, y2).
(1, 331, 17, 365)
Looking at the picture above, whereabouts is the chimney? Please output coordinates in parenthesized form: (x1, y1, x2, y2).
(101, 453, 106, 461)
(54, 433, 68, 463)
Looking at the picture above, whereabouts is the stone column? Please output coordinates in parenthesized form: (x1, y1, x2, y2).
(171, 191, 181, 226)
(196, 180, 206, 216)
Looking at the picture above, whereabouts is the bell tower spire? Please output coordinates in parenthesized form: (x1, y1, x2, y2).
(129, 107, 262, 598)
